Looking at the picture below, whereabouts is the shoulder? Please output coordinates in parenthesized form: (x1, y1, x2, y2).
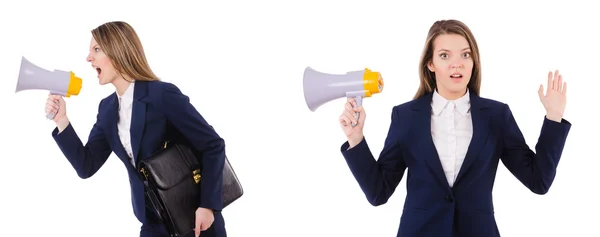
(141, 80, 191, 110)
(98, 92, 115, 110)
(478, 95, 507, 109)
(389, 94, 428, 116)
(476, 95, 512, 118)
(143, 80, 182, 94)
(392, 99, 418, 113)
(474, 96, 517, 130)
(136, 80, 189, 103)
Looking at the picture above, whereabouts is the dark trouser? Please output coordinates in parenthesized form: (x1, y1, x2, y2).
(140, 207, 227, 237)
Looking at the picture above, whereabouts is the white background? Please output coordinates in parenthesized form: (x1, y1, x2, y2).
(0, 0, 598, 236)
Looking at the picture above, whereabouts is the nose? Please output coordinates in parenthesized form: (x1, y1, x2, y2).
(86, 53, 93, 62)
(451, 63, 463, 69)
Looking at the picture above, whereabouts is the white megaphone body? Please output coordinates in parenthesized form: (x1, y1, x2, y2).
(15, 56, 83, 120)
(303, 67, 384, 126)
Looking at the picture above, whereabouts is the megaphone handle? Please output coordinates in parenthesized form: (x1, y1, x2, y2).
(46, 100, 59, 120)
(351, 96, 363, 127)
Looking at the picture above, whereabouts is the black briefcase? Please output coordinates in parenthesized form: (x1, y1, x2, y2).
(138, 140, 243, 237)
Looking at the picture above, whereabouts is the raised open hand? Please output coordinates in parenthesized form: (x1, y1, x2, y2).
(538, 70, 567, 122)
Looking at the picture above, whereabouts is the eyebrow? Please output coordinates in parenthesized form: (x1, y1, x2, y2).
(438, 47, 471, 52)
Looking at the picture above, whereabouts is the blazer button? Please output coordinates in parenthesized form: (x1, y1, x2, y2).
(444, 196, 454, 202)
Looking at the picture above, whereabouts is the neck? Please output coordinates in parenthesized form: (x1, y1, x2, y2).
(437, 88, 467, 101)
(112, 76, 132, 96)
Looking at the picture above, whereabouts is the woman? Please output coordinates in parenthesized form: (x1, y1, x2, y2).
(338, 19, 571, 237)
(46, 21, 227, 237)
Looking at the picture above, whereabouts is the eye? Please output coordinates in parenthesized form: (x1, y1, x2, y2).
(94, 47, 100, 52)
(462, 52, 471, 58)
(439, 53, 448, 59)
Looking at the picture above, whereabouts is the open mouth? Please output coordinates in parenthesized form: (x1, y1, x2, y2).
(95, 67, 102, 76)
(450, 73, 463, 79)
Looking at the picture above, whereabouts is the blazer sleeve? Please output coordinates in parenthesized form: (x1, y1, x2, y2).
(340, 106, 407, 206)
(162, 82, 226, 212)
(499, 104, 571, 194)
(51, 100, 113, 179)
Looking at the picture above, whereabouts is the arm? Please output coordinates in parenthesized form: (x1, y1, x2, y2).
(162, 83, 225, 212)
(340, 106, 407, 206)
(51, 101, 113, 179)
(500, 104, 571, 194)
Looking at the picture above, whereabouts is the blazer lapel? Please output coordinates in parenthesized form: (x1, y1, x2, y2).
(130, 81, 149, 164)
(104, 94, 130, 161)
(454, 92, 491, 184)
(411, 93, 451, 191)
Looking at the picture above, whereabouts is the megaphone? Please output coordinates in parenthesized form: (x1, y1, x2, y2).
(303, 67, 384, 126)
(15, 56, 83, 120)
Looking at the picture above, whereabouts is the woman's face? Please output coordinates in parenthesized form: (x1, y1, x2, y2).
(427, 33, 474, 99)
(86, 37, 118, 85)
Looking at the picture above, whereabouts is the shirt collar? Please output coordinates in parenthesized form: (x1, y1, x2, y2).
(117, 81, 135, 108)
(431, 89, 471, 116)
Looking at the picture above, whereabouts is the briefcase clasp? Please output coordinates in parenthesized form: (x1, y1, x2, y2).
(193, 169, 201, 184)
(140, 167, 149, 180)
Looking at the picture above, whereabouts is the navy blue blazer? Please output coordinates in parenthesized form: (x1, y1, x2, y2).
(340, 92, 571, 237)
(52, 81, 227, 234)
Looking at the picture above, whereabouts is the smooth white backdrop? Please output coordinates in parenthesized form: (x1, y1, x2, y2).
(0, 0, 598, 236)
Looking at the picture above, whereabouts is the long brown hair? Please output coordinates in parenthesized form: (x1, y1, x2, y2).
(413, 19, 481, 100)
(91, 21, 160, 81)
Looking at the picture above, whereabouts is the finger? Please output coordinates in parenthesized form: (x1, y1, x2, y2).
(557, 75, 563, 93)
(553, 70, 559, 90)
(344, 108, 356, 123)
(49, 100, 59, 109)
(47, 97, 59, 105)
(344, 101, 354, 111)
(562, 81, 567, 95)
(198, 222, 207, 231)
(346, 106, 360, 120)
(46, 101, 59, 111)
(538, 84, 544, 101)
(343, 110, 357, 125)
(353, 105, 363, 113)
(46, 104, 56, 114)
(339, 114, 351, 127)
(46, 97, 56, 106)
(56, 96, 65, 106)
(357, 108, 366, 124)
(195, 226, 200, 237)
(347, 97, 356, 106)
(201, 222, 209, 231)
(48, 104, 59, 114)
(547, 71, 552, 93)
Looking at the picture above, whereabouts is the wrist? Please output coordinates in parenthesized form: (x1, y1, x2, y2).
(56, 117, 70, 132)
(348, 135, 364, 149)
(197, 207, 214, 214)
(545, 113, 562, 123)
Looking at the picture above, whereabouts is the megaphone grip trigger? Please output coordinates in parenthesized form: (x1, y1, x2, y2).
(351, 96, 363, 127)
(46, 100, 59, 120)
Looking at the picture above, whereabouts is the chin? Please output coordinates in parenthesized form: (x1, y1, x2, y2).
(453, 87, 469, 95)
(442, 84, 467, 93)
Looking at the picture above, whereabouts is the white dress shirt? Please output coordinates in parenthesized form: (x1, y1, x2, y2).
(117, 81, 136, 167)
(430, 89, 473, 187)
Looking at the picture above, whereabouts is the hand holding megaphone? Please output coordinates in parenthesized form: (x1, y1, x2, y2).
(15, 57, 83, 120)
(303, 67, 383, 126)
(46, 94, 67, 123)
(340, 96, 367, 146)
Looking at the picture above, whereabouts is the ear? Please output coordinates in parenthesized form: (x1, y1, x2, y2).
(427, 61, 435, 72)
